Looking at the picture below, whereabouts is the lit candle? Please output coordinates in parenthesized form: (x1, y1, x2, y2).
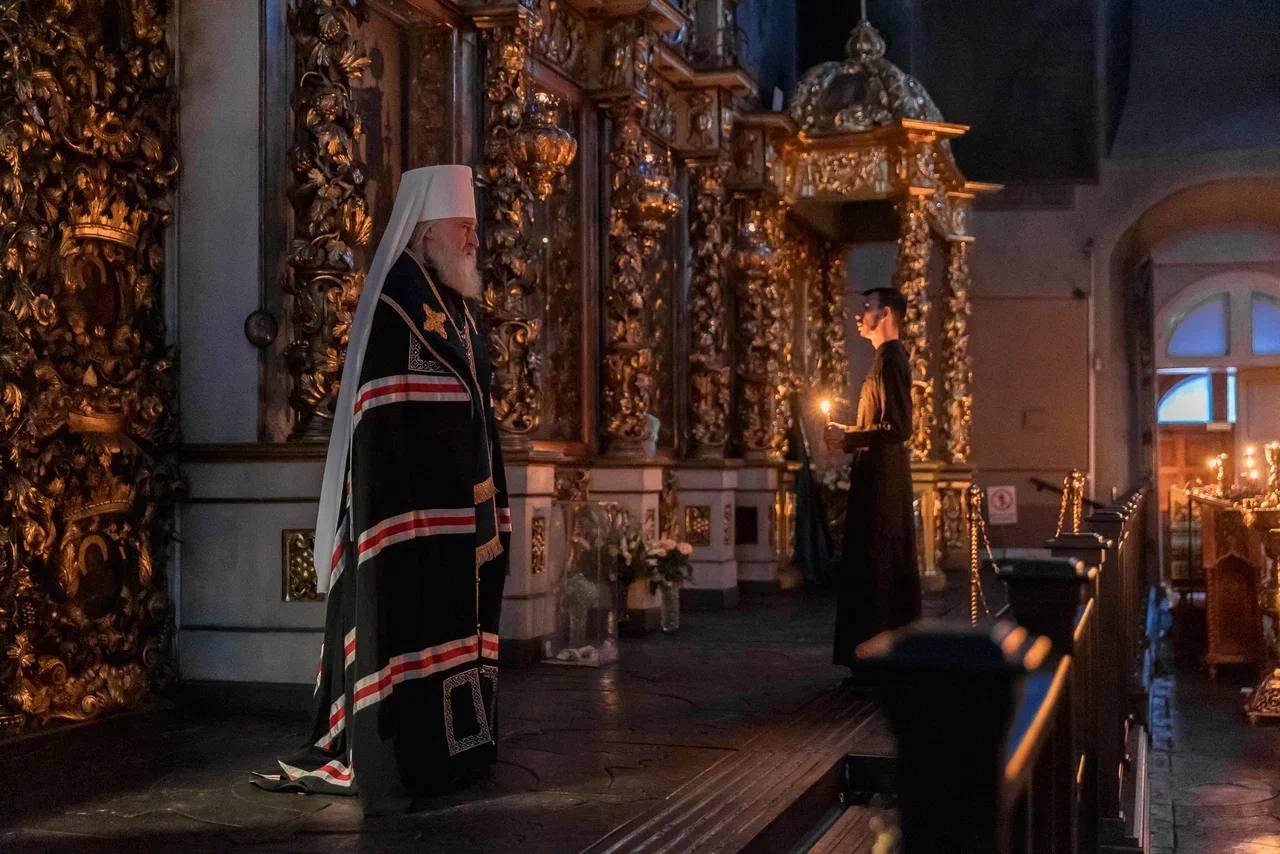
(819, 399, 832, 423)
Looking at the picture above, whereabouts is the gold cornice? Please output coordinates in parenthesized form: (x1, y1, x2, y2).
(651, 41, 696, 86)
(964, 181, 1004, 196)
(690, 68, 755, 97)
(465, 1, 539, 30)
(565, 0, 685, 31)
(737, 110, 798, 135)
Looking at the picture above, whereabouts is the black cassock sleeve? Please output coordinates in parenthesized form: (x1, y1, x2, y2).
(843, 344, 913, 451)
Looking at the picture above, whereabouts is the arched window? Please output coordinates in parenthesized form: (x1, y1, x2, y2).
(1157, 374, 1212, 423)
(1167, 295, 1229, 358)
(1251, 292, 1280, 355)
(1157, 272, 1280, 368)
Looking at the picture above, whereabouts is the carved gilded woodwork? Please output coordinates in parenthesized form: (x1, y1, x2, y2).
(479, 19, 541, 443)
(723, 503, 733, 545)
(284, 0, 372, 440)
(685, 506, 711, 546)
(659, 469, 680, 539)
(688, 91, 718, 150)
(0, 0, 180, 732)
(410, 24, 455, 170)
(534, 0, 587, 78)
(942, 238, 973, 464)
(602, 95, 680, 454)
(511, 91, 578, 202)
(535, 128, 584, 442)
(554, 467, 590, 501)
(646, 77, 677, 143)
(768, 206, 796, 461)
(531, 514, 547, 574)
(283, 529, 323, 602)
(795, 231, 823, 382)
(734, 199, 788, 462)
(895, 195, 933, 462)
(687, 159, 732, 458)
(939, 486, 966, 560)
(600, 17, 652, 94)
(821, 244, 849, 395)
(790, 147, 891, 201)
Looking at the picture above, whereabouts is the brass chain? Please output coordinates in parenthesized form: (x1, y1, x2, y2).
(965, 483, 995, 626)
(1054, 468, 1085, 537)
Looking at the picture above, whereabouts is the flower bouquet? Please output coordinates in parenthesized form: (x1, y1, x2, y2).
(647, 538, 693, 631)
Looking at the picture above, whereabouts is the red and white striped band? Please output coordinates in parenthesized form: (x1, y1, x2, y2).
(352, 374, 469, 428)
(357, 508, 476, 565)
(497, 507, 512, 534)
(315, 694, 346, 750)
(278, 757, 352, 788)
(352, 632, 500, 714)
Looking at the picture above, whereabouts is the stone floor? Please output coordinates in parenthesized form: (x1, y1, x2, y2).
(1150, 653, 1280, 854)
(1, 589, 927, 854)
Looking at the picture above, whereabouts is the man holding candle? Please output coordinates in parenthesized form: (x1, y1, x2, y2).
(823, 287, 920, 677)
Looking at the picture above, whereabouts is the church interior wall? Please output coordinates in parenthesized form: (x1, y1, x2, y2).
(958, 150, 1280, 547)
(175, 0, 263, 445)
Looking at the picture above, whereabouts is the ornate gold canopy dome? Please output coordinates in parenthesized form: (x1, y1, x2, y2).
(789, 20, 944, 135)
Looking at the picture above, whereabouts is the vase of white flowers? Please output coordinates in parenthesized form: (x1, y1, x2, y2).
(647, 538, 693, 632)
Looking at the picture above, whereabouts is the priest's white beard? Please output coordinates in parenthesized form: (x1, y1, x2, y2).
(424, 239, 482, 299)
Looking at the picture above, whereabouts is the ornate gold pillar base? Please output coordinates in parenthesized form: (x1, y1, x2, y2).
(587, 463, 666, 632)
(1244, 669, 1280, 724)
(911, 462, 949, 593)
(937, 464, 976, 573)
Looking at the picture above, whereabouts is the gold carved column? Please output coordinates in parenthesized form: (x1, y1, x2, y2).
(598, 18, 680, 456)
(937, 236, 976, 568)
(820, 243, 849, 396)
(0, 0, 180, 732)
(687, 158, 732, 458)
(895, 193, 934, 462)
(284, 0, 371, 440)
(941, 237, 973, 464)
(476, 7, 542, 448)
(734, 199, 787, 462)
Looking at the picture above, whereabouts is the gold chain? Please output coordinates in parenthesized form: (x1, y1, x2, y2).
(965, 483, 995, 626)
(1054, 469, 1085, 537)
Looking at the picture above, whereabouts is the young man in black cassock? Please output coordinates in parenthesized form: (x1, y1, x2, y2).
(824, 287, 921, 672)
(255, 166, 510, 814)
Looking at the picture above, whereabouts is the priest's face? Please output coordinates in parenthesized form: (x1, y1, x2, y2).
(419, 217, 481, 298)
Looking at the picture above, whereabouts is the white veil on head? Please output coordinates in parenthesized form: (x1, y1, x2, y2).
(314, 164, 477, 593)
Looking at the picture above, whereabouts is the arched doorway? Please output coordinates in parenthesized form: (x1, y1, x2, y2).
(1110, 178, 1280, 587)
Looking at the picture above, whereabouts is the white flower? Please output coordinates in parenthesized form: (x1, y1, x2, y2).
(676, 542, 693, 556)
(659, 538, 677, 550)
(651, 547, 668, 557)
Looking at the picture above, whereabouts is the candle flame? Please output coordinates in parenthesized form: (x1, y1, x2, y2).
(819, 399, 831, 416)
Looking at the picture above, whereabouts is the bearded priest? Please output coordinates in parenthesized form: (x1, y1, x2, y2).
(254, 165, 510, 815)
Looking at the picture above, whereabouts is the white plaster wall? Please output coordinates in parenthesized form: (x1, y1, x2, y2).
(177, 0, 262, 443)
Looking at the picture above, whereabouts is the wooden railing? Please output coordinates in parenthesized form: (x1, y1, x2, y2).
(859, 486, 1151, 854)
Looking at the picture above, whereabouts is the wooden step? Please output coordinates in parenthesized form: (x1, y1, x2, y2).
(583, 689, 883, 854)
(806, 805, 878, 854)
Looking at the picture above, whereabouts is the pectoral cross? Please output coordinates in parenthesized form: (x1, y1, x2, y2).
(422, 305, 447, 337)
